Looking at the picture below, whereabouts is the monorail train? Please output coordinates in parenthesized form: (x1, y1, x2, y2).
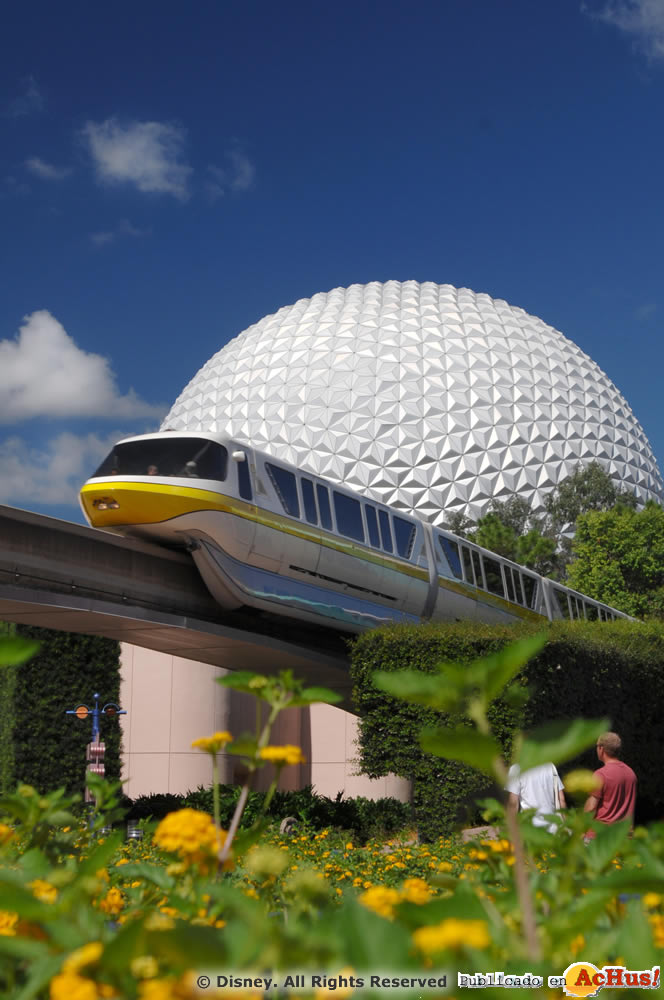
(79, 431, 630, 633)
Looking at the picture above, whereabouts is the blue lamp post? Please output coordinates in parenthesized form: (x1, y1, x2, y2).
(66, 693, 126, 812)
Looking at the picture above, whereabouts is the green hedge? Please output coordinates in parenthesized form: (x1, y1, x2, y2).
(11, 625, 122, 797)
(124, 784, 413, 844)
(350, 620, 664, 840)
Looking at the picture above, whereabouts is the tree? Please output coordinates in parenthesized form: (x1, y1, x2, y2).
(544, 460, 637, 536)
(567, 501, 664, 619)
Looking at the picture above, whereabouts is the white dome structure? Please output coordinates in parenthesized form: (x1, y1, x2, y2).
(163, 281, 663, 524)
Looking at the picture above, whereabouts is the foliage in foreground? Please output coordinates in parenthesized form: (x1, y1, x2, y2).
(0, 636, 663, 1000)
(351, 618, 664, 839)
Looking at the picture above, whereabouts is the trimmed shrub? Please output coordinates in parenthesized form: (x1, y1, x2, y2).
(12, 625, 122, 796)
(125, 784, 413, 843)
(350, 619, 664, 839)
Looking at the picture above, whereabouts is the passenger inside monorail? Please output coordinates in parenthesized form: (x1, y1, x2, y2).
(93, 438, 228, 481)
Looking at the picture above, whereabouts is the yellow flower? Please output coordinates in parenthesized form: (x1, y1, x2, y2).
(438, 861, 453, 872)
(153, 809, 227, 871)
(50, 972, 98, 1000)
(191, 731, 232, 754)
(99, 887, 125, 916)
(564, 769, 601, 797)
(115, 858, 130, 867)
(0, 822, 13, 845)
(30, 879, 57, 904)
(0, 910, 18, 935)
(358, 886, 401, 919)
(138, 973, 196, 1000)
(643, 893, 662, 909)
(400, 878, 432, 904)
(649, 914, 664, 948)
(63, 942, 103, 974)
(413, 918, 490, 954)
(569, 934, 585, 956)
(258, 744, 306, 765)
(131, 955, 160, 979)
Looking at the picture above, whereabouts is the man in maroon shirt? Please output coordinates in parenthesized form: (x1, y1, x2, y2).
(584, 732, 637, 830)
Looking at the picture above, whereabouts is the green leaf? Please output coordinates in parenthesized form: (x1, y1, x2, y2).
(13, 954, 64, 1000)
(372, 669, 461, 712)
(469, 634, 547, 703)
(0, 884, 53, 921)
(420, 725, 502, 775)
(518, 718, 609, 770)
(585, 819, 632, 872)
(102, 917, 147, 971)
(146, 924, 229, 967)
(215, 671, 266, 695)
(112, 862, 175, 891)
(74, 831, 123, 878)
(288, 686, 343, 706)
(338, 898, 412, 970)
(612, 900, 660, 969)
(0, 637, 40, 666)
(226, 735, 258, 757)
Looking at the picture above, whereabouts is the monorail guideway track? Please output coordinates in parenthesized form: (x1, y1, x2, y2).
(0, 504, 353, 701)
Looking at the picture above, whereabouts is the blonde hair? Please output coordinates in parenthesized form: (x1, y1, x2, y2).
(598, 732, 622, 757)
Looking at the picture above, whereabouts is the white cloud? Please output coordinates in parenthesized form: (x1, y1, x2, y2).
(585, 1, 664, 61)
(0, 310, 165, 423)
(206, 146, 255, 201)
(91, 218, 150, 246)
(4, 75, 44, 118)
(25, 157, 72, 180)
(0, 431, 120, 505)
(82, 118, 192, 199)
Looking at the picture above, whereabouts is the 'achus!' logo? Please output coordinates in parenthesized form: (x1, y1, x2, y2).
(562, 963, 660, 996)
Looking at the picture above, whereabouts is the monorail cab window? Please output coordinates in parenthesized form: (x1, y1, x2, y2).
(93, 438, 228, 481)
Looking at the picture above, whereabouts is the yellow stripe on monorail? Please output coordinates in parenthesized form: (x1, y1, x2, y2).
(79, 480, 429, 582)
(80, 480, 545, 622)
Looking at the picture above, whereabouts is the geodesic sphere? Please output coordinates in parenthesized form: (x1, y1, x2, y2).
(162, 281, 663, 524)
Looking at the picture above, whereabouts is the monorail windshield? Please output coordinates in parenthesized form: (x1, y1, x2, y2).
(93, 439, 228, 481)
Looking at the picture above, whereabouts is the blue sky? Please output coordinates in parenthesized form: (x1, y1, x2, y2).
(1, 0, 663, 523)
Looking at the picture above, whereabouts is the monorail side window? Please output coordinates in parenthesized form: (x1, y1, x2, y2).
(504, 565, 516, 603)
(461, 545, 475, 585)
(333, 492, 365, 542)
(483, 556, 504, 598)
(237, 459, 253, 502)
(439, 536, 462, 579)
(471, 550, 483, 588)
(265, 463, 300, 518)
(316, 485, 333, 530)
(393, 517, 416, 559)
(378, 510, 393, 552)
(301, 478, 318, 525)
(522, 574, 536, 609)
(554, 589, 571, 619)
(365, 505, 381, 548)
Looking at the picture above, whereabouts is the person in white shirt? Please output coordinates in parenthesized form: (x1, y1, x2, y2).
(505, 762, 566, 833)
